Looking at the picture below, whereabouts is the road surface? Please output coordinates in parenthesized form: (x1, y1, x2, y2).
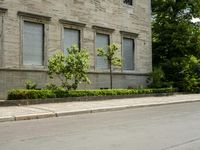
(0, 102, 200, 150)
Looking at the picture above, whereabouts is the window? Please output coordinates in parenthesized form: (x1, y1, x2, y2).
(96, 33, 109, 69)
(123, 0, 133, 5)
(123, 38, 135, 70)
(64, 28, 80, 54)
(92, 25, 114, 70)
(18, 11, 51, 67)
(23, 21, 44, 66)
(60, 19, 86, 54)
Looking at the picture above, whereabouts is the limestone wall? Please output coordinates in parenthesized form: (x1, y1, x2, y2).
(0, 0, 152, 99)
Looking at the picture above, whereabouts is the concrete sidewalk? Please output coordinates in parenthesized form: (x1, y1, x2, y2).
(0, 94, 200, 123)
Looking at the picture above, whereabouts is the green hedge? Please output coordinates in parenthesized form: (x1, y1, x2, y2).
(7, 90, 56, 100)
(7, 88, 177, 100)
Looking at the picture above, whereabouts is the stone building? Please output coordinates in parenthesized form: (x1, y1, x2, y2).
(0, 0, 152, 98)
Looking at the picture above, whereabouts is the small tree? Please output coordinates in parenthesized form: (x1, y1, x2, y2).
(98, 43, 122, 89)
(48, 45, 90, 90)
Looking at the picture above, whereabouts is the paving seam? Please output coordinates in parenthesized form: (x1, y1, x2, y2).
(27, 106, 57, 114)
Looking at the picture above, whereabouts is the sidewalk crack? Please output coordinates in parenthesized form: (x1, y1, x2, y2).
(162, 137, 200, 150)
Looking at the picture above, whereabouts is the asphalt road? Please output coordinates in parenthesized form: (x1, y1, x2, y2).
(0, 102, 200, 150)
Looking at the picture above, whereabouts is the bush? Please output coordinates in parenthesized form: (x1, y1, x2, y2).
(45, 83, 60, 90)
(147, 66, 172, 88)
(7, 88, 177, 100)
(162, 56, 200, 93)
(181, 56, 200, 93)
(25, 80, 37, 90)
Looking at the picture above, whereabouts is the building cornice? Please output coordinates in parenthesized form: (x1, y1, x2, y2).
(92, 25, 115, 33)
(120, 31, 139, 37)
(59, 19, 86, 27)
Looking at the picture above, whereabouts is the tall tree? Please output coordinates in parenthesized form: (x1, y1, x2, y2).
(152, 0, 200, 91)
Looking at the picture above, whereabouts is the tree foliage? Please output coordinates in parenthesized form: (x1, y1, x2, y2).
(162, 56, 200, 92)
(25, 80, 37, 90)
(48, 45, 90, 90)
(97, 44, 122, 89)
(152, 0, 200, 92)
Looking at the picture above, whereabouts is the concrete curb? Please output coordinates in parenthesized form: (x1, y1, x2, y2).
(0, 98, 200, 123)
(15, 113, 56, 121)
(0, 116, 15, 122)
(54, 98, 200, 118)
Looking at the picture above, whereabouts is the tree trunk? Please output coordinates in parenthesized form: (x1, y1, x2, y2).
(109, 62, 113, 89)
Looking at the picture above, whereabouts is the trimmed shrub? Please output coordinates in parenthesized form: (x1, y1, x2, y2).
(7, 88, 177, 100)
(8, 89, 56, 100)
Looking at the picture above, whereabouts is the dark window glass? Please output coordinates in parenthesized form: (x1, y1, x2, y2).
(123, 0, 133, 5)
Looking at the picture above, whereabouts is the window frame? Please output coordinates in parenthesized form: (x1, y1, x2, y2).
(92, 25, 115, 72)
(120, 31, 139, 72)
(22, 21, 45, 66)
(60, 19, 86, 53)
(18, 11, 51, 69)
(0, 8, 7, 67)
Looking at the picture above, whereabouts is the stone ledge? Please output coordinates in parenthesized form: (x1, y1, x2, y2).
(0, 68, 149, 76)
(88, 71, 150, 76)
(18, 11, 51, 21)
(92, 25, 115, 32)
(59, 19, 86, 27)
(0, 8, 8, 13)
(120, 31, 139, 37)
(0, 67, 48, 72)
